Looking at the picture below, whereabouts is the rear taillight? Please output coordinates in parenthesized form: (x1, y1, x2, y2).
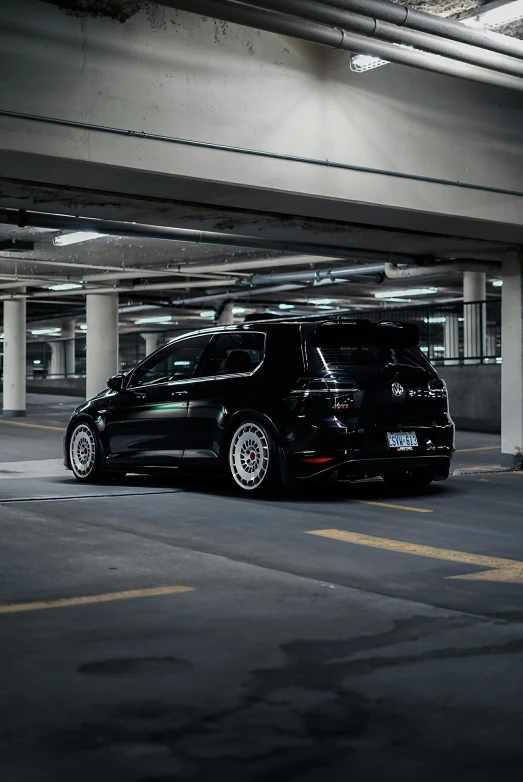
(428, 378, 447, 396)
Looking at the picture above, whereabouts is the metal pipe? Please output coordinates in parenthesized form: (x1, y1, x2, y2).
(245, 0, 523, 79)
(0, 208, 419, 264)
(384, 260, 502, 279)
(323, 0, 523, 62)
(247, 263, 384, 286)
(160, 0, 523, 93)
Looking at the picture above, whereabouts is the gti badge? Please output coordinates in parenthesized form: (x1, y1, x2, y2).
(391, 382, 404, 397)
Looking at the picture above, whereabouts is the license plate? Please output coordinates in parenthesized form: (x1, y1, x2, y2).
(387, 431, 418, 450)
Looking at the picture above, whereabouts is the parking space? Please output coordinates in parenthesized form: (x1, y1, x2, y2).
(1, 397, 523, 780)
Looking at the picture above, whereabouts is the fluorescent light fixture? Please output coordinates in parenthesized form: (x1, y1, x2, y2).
(232, 307, 246, 315)
(461, 0, 523, 29)
(53, 231, 107, 247)
(433, 346, 445, 352)
(424, 317, 446, 324)
(47, 282, 83, 291)
(199, 310, 216, 319)
(492, 279, 503, 287)
(278, 303, 295, 310)
(351, 54, 389, 72)
(496, 357, 503, 363)
(33, 359, 41, 364)
(375, 287, 438, 299)
(31, 327, 61, 336)
(134, 315, 172, 325)
(79, 324, 87, 331)
(173, 360, 191, 366)
(420, 346, 429, 352)
(310, 298, 333, 305)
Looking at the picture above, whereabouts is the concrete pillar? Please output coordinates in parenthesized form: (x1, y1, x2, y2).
(501, 253, 523, 469)
(444, 315, 459, 366)
(86, 294, 119, 400)
(2, 297, 26, 417)
(48, 341, 64, 377)
(62, 318, 76, 376)
(218, 302, 235, 325)
(141, 332, 160, 356)
(463, 271, 486, 364)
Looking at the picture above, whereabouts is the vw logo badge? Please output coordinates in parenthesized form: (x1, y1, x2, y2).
(392, 382, 404, 397)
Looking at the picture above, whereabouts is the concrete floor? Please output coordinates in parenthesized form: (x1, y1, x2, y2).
(1, 395, 522, 782)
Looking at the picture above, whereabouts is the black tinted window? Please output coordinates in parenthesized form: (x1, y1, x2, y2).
(199, 332, 265, 377)
(307, 325, 432, 373)
(131, 335, 212, 387)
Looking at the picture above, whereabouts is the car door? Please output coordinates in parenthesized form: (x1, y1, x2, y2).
(182, 331, 266, 464)
(104, 333, 213, 468)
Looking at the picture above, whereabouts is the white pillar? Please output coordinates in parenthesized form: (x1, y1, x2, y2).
(141, 332, 160, 356)
(48, 341, 64, 377)
(62, 318, 76, 376)
(3, 297, 26, 417)
(444, 315, 459, 366)
(463, 271, 486, 364)
(86, 294, 119, 400)
(501, 252, 523, 469)
(218, 302, 235, 325)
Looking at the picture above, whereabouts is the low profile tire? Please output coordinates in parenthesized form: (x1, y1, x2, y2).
(68, 421, 108, 483)
(382, 469, 433, 490)
(228, 420, 279, 496)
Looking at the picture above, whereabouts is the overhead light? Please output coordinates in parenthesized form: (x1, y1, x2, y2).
(232, 307, 246, 315)
(424, 317, 446, 324)
(134, 315, 172, 325)
(79, 324, 87, 331)
(53, 231, 107, 247)
(461, 0, 523, 29)
(351, 54, 389, 72)
(47, 282, 83, 291)
(492, 279, 503, 287)
(310, 298, 333, 305)
(375, 287, 438, 299)
(199, 310, 216, 319)
(119, 304, 157, 313)
(420, 346, 429, 352)
(31, 327, 61, 336)
(278, 303, 295, 310)
(433, 346, 445, 352)
(33, 360, 41, 365)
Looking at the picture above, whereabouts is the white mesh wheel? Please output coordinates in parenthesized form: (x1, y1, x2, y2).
(69, 423, 97, 480)
(229, 422, 270, 491)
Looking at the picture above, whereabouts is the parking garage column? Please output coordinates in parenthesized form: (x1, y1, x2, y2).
(2, 295, 26, 417)
(62, 318, 76, 376)
(501, 252, 523, 469)
(86, 294, 119, 400)
(463, 271, 486, 364)
(444, 315, 459, 366)
(141, 332, 160, 356)
(218, 302, 235, 325)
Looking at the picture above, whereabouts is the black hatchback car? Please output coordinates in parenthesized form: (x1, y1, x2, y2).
(65, 318, 454, 494)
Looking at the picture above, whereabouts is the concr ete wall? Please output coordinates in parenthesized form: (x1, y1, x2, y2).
(442, 365, 501, 433)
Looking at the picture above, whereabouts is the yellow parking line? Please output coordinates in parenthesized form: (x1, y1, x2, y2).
(353, 500, 432, 513)
(306, 529, 523, 582)
(0, 420, 66, 432)
(0, 585, 194, 615)
(456, 445, 500, 453)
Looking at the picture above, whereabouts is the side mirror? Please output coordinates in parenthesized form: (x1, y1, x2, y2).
(107, 374, 125, 392)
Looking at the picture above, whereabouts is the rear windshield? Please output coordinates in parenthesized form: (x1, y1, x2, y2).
(307, 324, 433, 373)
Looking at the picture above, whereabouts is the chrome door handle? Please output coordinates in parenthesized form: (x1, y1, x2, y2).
(171, 391, 188, 398)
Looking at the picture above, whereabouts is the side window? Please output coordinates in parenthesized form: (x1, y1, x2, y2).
(199, 332, 265, 378)
(130, 335, 212, 387)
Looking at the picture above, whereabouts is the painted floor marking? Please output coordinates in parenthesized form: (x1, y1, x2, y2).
(0, 586, 194, 615)
(456, 445, 500, 453)
(0, 420, 66, 432)
(352, 499, 432, 514)
(306, 529, 523, 583)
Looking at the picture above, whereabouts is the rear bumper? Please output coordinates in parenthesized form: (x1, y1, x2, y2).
(293, 453, 451, 482)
